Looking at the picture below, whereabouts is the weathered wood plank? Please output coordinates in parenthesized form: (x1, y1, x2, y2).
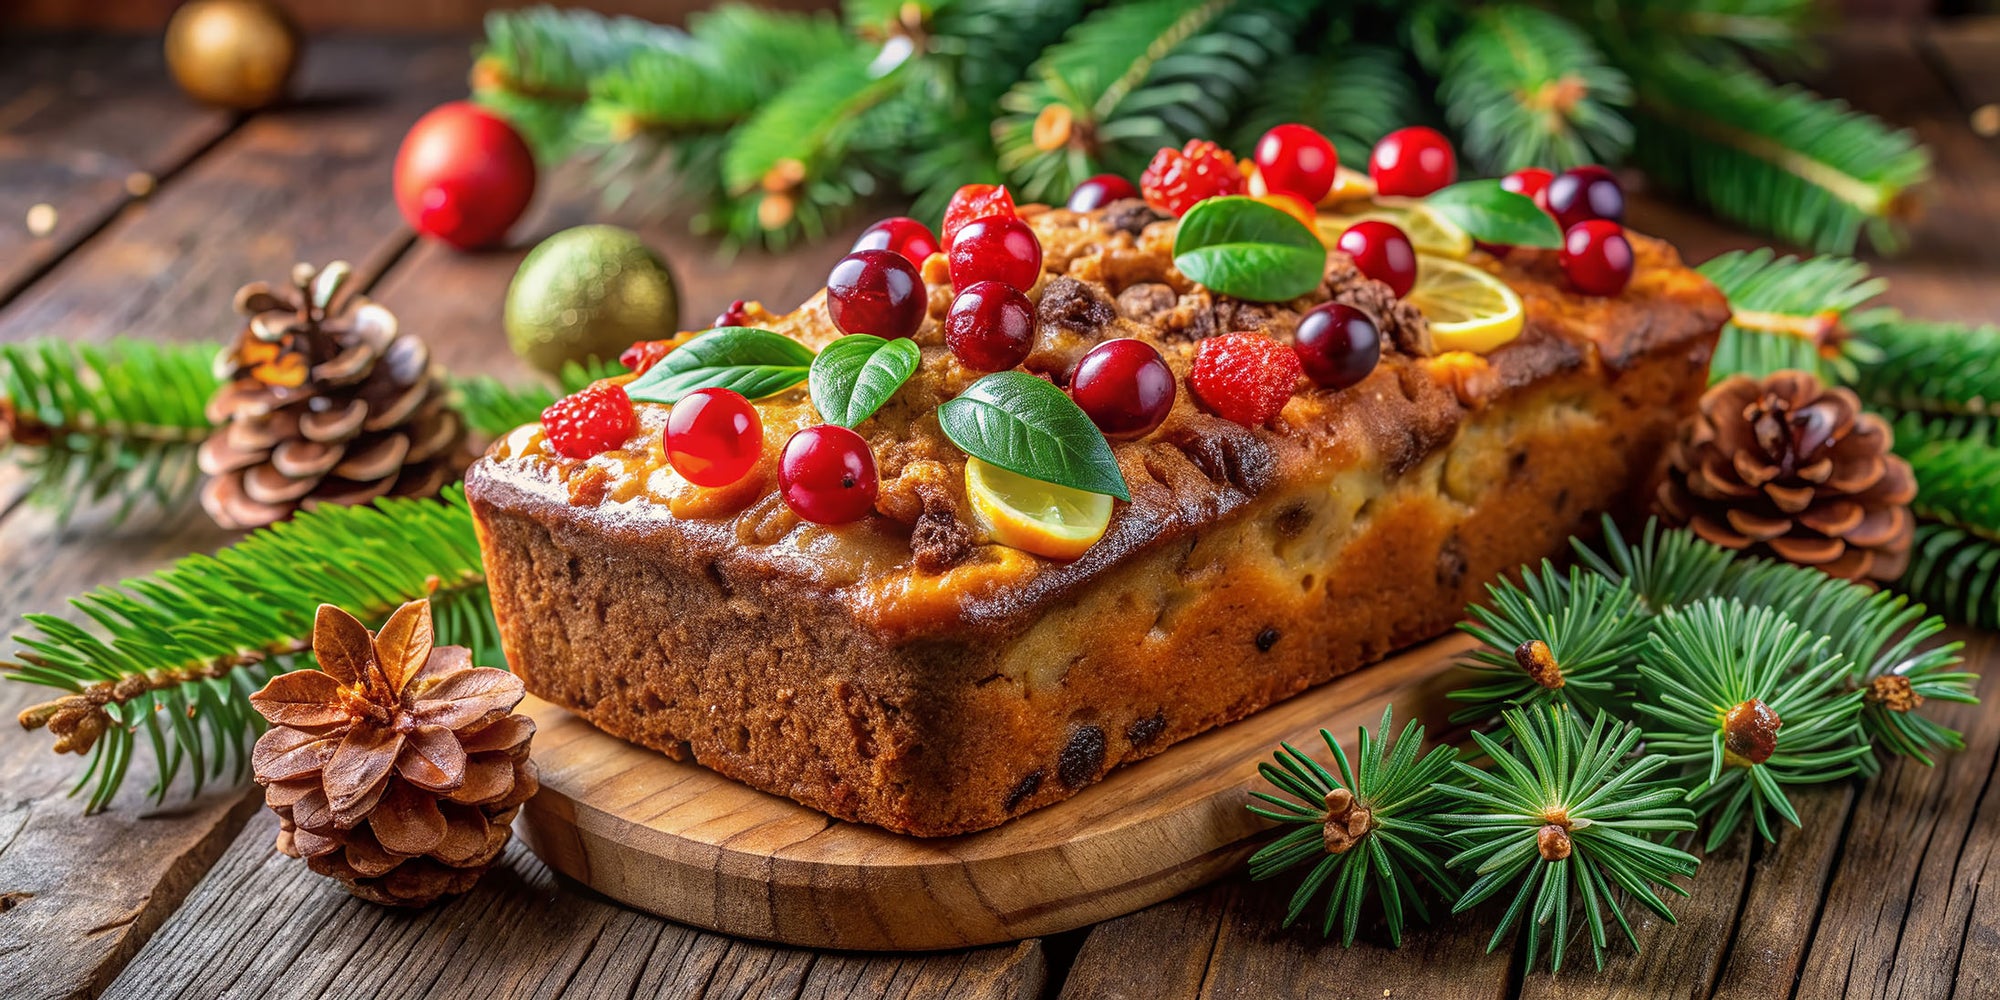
(0, 36, 236, 304)
(0, 36, 468, 1000)
(1707, 784, 1858, 996)
(104, 809, 1047, 1000)
(1056, 882, 1233, 1000)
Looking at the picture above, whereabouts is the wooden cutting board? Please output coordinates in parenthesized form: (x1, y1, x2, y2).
(513, 634, 1473, 951)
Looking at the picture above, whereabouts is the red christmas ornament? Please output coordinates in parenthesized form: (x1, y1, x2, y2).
(394, 102, 537, 250)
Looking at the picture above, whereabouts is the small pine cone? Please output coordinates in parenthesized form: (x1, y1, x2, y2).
(199, 262, 467, 531)
(249, 598, 536, 908)
(1658, 371, 1916, 582)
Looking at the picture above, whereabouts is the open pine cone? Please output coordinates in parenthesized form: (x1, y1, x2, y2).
(1658, 370, 1916, 582)
(248, 599, 536, 907)
(200, 262, 466, 530)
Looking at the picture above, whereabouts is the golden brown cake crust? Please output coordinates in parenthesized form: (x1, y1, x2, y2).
(467, 201, 1729, 836)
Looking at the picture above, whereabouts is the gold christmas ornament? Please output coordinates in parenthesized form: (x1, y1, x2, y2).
(164, 0, 302, 111)
(504, 225, 680, 375)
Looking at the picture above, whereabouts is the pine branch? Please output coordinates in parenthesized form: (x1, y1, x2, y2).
(1694, 248, 1886, 385)
(472, 5, 687, 158)
(581, 4, 849, 138)
(1247, 705, 1461, 946)
(1437, 706, 1699, 973)
(1889, 411, 2000, 543)
(1434, 4, 1634, 174)
(993, 0, 1312, 204)
(1451, 561, 1650, 725)
(1230, 42, 1424, 170)
(1563, 0, 1816, 61)
(453, 357, 618, 439)
(1573, 515, 1740, 614)
(8, 486, 496, 812)
(1901, 522, 2000, 631)
(1624, 53, 1931, 254)
(1848, 311, 2000, 418)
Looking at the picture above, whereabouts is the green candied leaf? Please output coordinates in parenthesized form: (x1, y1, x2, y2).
(625, 327, 814, 404)
(809, 334, 921, 428)
(1424, 181, 1564, 249)
(1171, 196, 1328, 303)
(937, 371, 1129, 501)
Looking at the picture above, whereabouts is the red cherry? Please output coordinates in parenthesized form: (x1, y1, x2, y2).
(827, 249, 926, 339)
(665, 388, 763, 487)
(948, 216, 1043, 293)
(712, 299, 750, 328)
(1368, 126, 1457, 198)
(944, 281, 1037, 372)
(1069, 338, 1176, 439)
(1502, 167, 1555, 205)
(1254, 124, 1339, 204)
(1544, 165, 1626, 230)
(620, 339, 673, 375)
(1337, 220, 1418, 298)
(1561, 220, 1634, 296)
(1067, 174, 1139, 212)
(942, 184, 1017, 249)
(1292, 303, 1381, 390)
(779, 425, 879, 524)
(853, 216, 941, 268)
(394, 101, 537, 250)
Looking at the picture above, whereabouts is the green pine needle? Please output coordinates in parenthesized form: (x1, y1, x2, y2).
(1247, 706, 1461, 947)
(1435, 4, 1634, 174)
(1572, 515, 1740, 614)
(1900, 522, 2000, 632)
(1566, 0, 1817, 60)
(1436, 706, 1699, 973)
(7, 486, 497, 812)
(1451, 561, 1649, 725)
(1230, 43, 1424, 170)
(1848, 311, 2000, 418)
(473, 6, 685, 158)
(1890, 411, 2000, 543)
(1694, 248, 1886, 384)
(1634, 599, 1870, 850)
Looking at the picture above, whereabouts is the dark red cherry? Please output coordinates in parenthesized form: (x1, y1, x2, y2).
(665, 387, 763, 488)
(1067, 174, 1139, 212)
(1544, 165, 1625, 230)
(1254, 123, 1339, 203)
(779, 424, 879, 524)
(1502, 167, 1555, 205)
(1369, 126, 1457, 197)
(852, 216, 941, 268)
(1561, 220, 1634, 296)
(826, 249, 926, 339)
(1069, 338, 1176, 439)
(712, 299, 751, 328)
(1337, 220, 1418, 298)
(948, 215, 1043, 293)
(1292, 302, 1381, 390)
(944, 281, 1037, 371)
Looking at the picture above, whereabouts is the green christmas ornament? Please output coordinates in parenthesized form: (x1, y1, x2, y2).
(505, 225, 679, 375)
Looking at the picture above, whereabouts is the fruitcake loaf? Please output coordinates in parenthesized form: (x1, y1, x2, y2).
(466, 198, 1728, 837)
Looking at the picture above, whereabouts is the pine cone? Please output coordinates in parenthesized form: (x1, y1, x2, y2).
(199, 262, 467, 530)
(248, 599, 537, 907)
(1658, 371, 1916, 582)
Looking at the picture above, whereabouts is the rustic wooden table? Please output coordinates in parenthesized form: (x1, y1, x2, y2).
(2, 23, 1997, 1000)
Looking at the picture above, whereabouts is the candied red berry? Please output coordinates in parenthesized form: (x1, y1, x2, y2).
(1561, 220, 1634, 296)
(853, 216, 941, 268)
(1139, 140, 1245, 217)
(712, 299, 751, 328)
(942, 184, 1017, 249)
(665, 387, 763, 487)
(540, 382, 636, 459)
(1254, 124, 1339, 204)
(1337, 220, 1418, 298)
(620, 339, 674, 375)
(948, 216, 1043, 293)
(1544, 165, 1625, 230)
(1292, 302, 1381, 390)
(1189, 332, 1301, 427)
(1502, 167, 1555, 205)
(1067, 174, 1138, 212)
(827, 249, 926, 339)
(1070, 338, 1176, 439)
(1369, 126, 1457, 197)
(944, 281, 1037, 372)
(779, 424, 879, 524)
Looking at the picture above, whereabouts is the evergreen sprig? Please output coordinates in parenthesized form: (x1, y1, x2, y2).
(1565, 0, 1816, 61)
(1848, 312, 2000, 418)
(1634, 599, 1870, 850)
(1900, 523, 2000, 632)
(1891, 412, 2000, 542)
(1694, 248, 1886, 384)
(1451, 561, 1649, 724)
(1229, 42, 1423, 170)
(8, 486, 495, 812)
(1247, 706, 1461, 946)
(1434, 4, 1634, 174)
(1573, 514, 1738, 614)
(1437, 706, 1699, 972)
(472, 6, 685, 157)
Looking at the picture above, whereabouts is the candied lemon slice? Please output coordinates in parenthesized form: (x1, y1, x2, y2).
(965, 457, 1113, 561)
(1315, 198, 1472, 260)
(1407, 255, 1525, 354)
(1319, 166, 1377, 206)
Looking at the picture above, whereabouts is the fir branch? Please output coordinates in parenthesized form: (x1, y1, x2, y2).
(1900, 522, 2000, 633)
(8, 486, 496, 812)
(1694, 248, 1886, 385)
(1451, 561, 1649, 725)
(1890, 411, 2000, 543)
(472, 5, 686, 158)
(1634, 599, 1870, 850)
(1572, 515, 1739, 614)
(453, 357, 618, 440)
(1434, 4, 1634, 174)
(1437, 706, 1699, 973)
(1230, 43, 1424, 170)
(581, 4, 849, 138)
(1848, 311, 2000, 417)
(1624, 54, 1931, 254)
(1247, 706, 1461, 946)
(1565, 0, 1816, 60)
